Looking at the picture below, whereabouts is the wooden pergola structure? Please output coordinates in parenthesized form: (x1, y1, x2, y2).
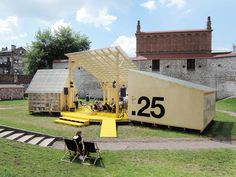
(66, 46, 137, 117)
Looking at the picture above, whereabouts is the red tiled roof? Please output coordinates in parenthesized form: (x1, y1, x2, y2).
(130, 56, 147, 60)
(133, 53, 213, 60)
(213, 52, 236, 58)
(137, 29, 210, 35)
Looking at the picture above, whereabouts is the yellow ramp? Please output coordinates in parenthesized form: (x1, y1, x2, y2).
(100, 119, 117, 138)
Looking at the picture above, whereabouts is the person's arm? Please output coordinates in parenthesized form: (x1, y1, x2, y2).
(81, 137, 83, 143)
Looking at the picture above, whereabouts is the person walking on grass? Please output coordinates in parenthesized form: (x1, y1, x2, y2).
(73, 130, 84, 157)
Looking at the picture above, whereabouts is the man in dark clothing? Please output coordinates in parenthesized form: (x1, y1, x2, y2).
(85, 94, 90, 102)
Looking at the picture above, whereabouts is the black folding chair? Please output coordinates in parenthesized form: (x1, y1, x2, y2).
(61, 139, 81, 163)
(82, 141, 101, 165)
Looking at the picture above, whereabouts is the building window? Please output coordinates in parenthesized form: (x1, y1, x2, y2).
(187, 59, 195, 71)
(152, 60, 160, 71)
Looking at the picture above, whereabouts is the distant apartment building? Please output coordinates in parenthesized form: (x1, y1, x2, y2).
(0, 45, 26, 75)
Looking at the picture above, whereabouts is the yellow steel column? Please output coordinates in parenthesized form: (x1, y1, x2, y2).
(68, 58, 75, 109)
(68, 58, 72, 83)
(115, 52, 120, 118)
(68, 58, 72, 109)
(102, 82, 107, 104)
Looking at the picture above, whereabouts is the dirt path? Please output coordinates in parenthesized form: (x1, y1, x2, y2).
(217, 109, 236, 117)
(52, 138, 236, 151)
(0, 106, 25, 110)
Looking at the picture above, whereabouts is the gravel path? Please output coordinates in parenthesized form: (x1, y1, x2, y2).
(217, 109, 236, 117)
(1, 106, 236, 151)
(52, 138, 236, 151)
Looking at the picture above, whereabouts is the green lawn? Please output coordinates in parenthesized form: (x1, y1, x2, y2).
(0, 99, 195, 139)
(1, 138, 236, 177)
(203, 112, 236, 140)
(0, 99, 28, 107)
(1, 99, 236, 140)
(216, 97, 236, 112)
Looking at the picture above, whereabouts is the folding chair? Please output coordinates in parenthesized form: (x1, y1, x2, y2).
(82, 141, 101, 165)
(61, 139, 81, 163)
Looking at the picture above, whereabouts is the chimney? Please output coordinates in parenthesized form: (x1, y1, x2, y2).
(1, 47, 8, 51)
(233, 44, 236, 53)
(136, 20, 141, 33)
(11, 45, 16, 51)
(207, 16, 212, 30)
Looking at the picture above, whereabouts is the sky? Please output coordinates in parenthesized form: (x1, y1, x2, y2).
(0, 0, 235, 57)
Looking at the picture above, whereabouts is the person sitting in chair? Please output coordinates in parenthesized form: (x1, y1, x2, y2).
(110, 98, 116, 113)
(92, 100, 102, 111)
(103, 102, 112, 112)
(73, 131, 84, 156)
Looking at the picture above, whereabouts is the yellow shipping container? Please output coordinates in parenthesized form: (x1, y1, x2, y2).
(128, 70, 215, 132)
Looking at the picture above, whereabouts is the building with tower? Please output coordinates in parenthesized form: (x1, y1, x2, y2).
(132, 17, 236, 99)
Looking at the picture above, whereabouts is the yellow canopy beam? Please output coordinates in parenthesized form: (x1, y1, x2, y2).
(66, 46, 137, 118)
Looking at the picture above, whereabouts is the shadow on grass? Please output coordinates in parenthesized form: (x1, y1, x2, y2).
(129, 121, 200, 135)
(67, 156, 105, 168)
(202, 120, 235, 141)
(30, 112, 61, 117)
(129, 121, 236, 141)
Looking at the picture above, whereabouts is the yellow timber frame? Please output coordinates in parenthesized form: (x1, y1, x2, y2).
(66, 46, 138, 118)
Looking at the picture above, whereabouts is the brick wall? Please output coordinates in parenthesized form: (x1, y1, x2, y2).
(136, 30, 212, 57)
(0, 75, 32, 84)
(17, 75, 33, 84)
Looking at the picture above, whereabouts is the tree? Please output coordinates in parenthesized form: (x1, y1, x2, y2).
(24, 27, 91, 75)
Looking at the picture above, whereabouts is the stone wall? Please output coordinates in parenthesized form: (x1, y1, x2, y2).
(0, 85, 24, 100)
(134, 56, 236, 99)
(53, 56, 236, 100)
(53, 62, 103, 98)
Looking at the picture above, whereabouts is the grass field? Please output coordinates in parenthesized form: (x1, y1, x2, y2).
(216, 97, 236, 112)
(203, 112, 236, 140)
(0, 99, 196, 139)
(0, 98, 236, 140)
(0, 138, 236, 177)
(1, 98, 236, 177)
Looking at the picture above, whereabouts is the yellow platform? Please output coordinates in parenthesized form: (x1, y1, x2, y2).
(100, 118, 117, 137)
(54, 106, 129, 137)
(54, 119, 85, 127)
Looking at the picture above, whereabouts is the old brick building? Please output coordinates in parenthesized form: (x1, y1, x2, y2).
(136, 17, 212, 60)
(53, 17, 236, 100)
(0, 45, 32, 100)
(133, 17, 236, 99)
(0, 45, 26, 75)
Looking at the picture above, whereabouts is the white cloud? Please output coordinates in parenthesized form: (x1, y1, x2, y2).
(160, 0, 186, 9)
(76, 7, 117, 31)
(214, 47, 231, 52)
(0, 0, 131, 22)
(0, 16, 27, 41)
(0, 16, 18, 33)
(182, 9, 192, 15)
(51, 19, 72, 32)
(141, 0, 157, 11)
(112, 36, 136, 56)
